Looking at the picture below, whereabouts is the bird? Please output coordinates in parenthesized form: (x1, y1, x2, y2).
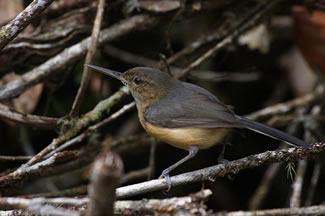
(86, 64, 309, 190)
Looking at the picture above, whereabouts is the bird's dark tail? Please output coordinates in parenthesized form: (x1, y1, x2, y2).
(236, 115, 309, 148)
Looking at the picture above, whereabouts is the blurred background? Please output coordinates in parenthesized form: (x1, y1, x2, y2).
(0, 0, 324, 212)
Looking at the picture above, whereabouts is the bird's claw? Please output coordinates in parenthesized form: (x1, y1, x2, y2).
(159, 172, 172, 192)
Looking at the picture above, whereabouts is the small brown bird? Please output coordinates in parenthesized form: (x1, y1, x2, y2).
(86, 64, 309, 190)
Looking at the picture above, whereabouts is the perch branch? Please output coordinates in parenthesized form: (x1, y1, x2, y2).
(115, 143, 325, 199)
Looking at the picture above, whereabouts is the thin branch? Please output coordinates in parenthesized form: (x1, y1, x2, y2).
(246, 85, 325, 121)
(0, 103, 57, 129)
(147, 138, 157, 180)
(0, 145, 99, 193)
(115, 143, 325, 199)
(215, 205, 325, 216)
(290, 159, 307, 208)
(0, 151, 77, 190)
(305, 163, 321, 206)
(103, 45, 260, 82)
(165, 2, 256, 67)
(46, 101, 135, 159)
(176, 0, 284, 79)
(21, 87, 130, 168)
(70, 0, 105, 116)
(248, 162, 281, 210)
(23, 185, 88, 198)
(0, 197, 88, 210)
(0, 155, 32, 162)
(0, 14, 158, 102)
(0, 0, 55, 50)
(0, 0, 232, 102)
(0, 190, 212, 215)
(120, 167, 150, 185)
(0, 197, 84, 216)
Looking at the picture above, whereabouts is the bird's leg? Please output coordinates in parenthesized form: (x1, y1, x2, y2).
(159, 146, 199, 191)
(217, 143, 233, 179)
(217, 143, 228, 164)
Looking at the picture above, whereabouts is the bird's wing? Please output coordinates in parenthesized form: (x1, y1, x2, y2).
(143, 82, 243, 129)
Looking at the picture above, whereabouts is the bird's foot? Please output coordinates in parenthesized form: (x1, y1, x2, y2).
(159, 171, 172, 192)
(217, 158, 234, 180)
(217, 157, 229, 165)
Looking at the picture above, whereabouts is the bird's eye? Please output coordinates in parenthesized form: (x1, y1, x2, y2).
(133, 76, 143, 85)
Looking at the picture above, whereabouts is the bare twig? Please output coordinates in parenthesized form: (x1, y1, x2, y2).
(248, 162, 282, 210)
(305, 163, 321, 206)
(103, 45, 260, 82)
(0, 210, 24, 215)
(0, 102, 133, 192)
(114, 189, 211, 215)
(0, 0, 233, 102)
(0, 197, 84, 215)
(0, 14, 158, 102)
(70, 0, 105, 116)
(0, 155, 32, 162)
(120, 167, 150, 185)
(290, 159, 307, 208)
(21, 87, 129, 168)
(0, 0, 55, 50)
(0, 190, 212, 215)
(46, 101, 135, 158)
(0, 103, 57, 129)
(215, 205, 325, 216)
(165, 2, 254, 66)
(246, 85, 325, 121)
(0, 151, 77, 190)
(23, 185, 88, 198)
(176, 0, 284, 79)
(147, 138, 157, 180)
(0, 144, 100, 193)
(115, 143, 325, 199)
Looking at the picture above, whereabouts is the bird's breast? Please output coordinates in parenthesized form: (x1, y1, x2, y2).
(136, 103, 229, 150)
(141, 120, 229, 150)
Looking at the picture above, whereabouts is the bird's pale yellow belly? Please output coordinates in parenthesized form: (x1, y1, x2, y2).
(142, 121, 229, 150)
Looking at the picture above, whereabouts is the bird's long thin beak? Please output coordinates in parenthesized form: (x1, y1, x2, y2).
(85, 64, 127, 84)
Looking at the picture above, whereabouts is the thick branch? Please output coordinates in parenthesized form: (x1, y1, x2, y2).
(0, 0, 55, 50)
(70, 0, 106, 116)
(0, 14, 158, 102)
(0, 103, 57, 129)
(115, 143, 325, 199)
